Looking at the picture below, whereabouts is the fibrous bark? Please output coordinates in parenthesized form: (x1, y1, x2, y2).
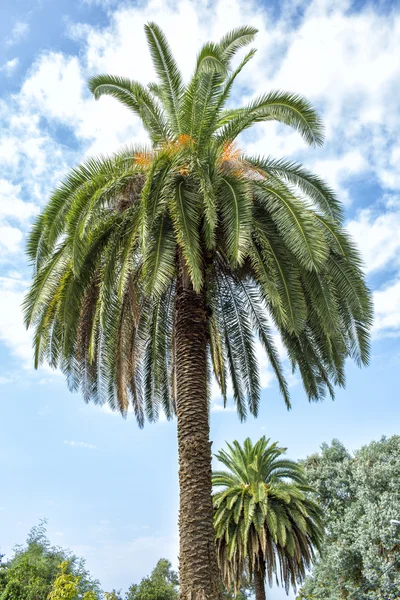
(175, 257, 221, 600)
(254, 558, 267, 600)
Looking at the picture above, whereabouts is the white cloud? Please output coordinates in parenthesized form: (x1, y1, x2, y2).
(374, 279, 400, 337)
(64, 440, 98, 449)
(247, 3, 400, 198)
(312, 151, 368, 204)
(0, 58, 19, 76)
(21, 53, 85, 123)
(6, 270, 22, 279)
(18, 50, 145, 157)
(0, 276, 32, 364)
(0, 180, 39, 222)
(0, 225, 23, 256)
(346, 193, 400, 337)
(0, 136, 20, 168)
(0, 180, 38, 259)
(3, 0, 400, 199)
(265, 4, 400, 106)
(347, 196, 400, 274)
(6, 22, 30, 46)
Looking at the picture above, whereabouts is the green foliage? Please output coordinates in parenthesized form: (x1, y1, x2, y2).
(298, 436, 400, 599)
(213, 437, 324, 595)
(103, 592, 123, 600)
(124, 559, 254, 600)
(0, 521, 101, 600)
(25, 23, 372, 425)
(125, 559, 178, 600)
(47, 561, 80, 600)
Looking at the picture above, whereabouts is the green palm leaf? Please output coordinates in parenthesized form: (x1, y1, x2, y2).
(169, 181, 203, 291)
(216, 91, 324, 147)
(219, 176, 252, 265)
(89, 74, 169, 143)
(143, 214, 176, 296)
(213, 437, 324, 594)
(144, 22, 183, 133)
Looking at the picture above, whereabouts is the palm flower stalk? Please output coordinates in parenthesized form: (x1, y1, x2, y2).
(24, 23, 372, 600)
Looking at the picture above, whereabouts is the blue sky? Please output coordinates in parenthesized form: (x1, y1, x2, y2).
(1, 0, 400, 597)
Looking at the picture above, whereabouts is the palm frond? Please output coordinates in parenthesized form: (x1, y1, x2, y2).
(169, 181, 203, 291)
(219, 176, 252, 266)
(144, 22, 183, 133)
(216, 91, 324, 147)
(236, 278, 291, 408)
(254, 180, 329, 271)
(196, 43, 228, 76)
(244, 156, 343, 223)
(89, 74, 169, 143)
(219, 269, 260, 417)
(218, 26, 258, 64)
(251, 225, 307, 334)
(143, 214, 176, 296)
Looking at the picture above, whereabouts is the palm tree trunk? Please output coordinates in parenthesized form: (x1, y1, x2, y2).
(175, 256, 221, 600)
(254, 558, 267, 600)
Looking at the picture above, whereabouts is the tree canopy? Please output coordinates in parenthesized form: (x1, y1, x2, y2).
(125, 559, 253, 600)
(125, 559, 178, 600)
(47, 561, 81, 600)
(0, 521, 101, 600)
(24, 23, 372, 425)
(298, 436, 400, 599)
(213, 437, 323, 599)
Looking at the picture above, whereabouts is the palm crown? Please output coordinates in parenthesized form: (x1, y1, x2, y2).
(213, 437, 324, 594)
(24, 23, 372, 426)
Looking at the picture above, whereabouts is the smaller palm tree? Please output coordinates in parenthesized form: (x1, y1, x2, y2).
(213, 437, 323, 600)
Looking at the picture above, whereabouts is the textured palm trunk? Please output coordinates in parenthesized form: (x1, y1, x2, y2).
(254, 557, 267, 600)
(175, 257, 221, 600)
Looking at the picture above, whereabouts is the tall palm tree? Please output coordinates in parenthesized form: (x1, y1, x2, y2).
(213, 438, 324, 600)
(23, 23, 372, 600)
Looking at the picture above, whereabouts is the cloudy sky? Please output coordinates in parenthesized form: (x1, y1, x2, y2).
(0, 0, 399, 597)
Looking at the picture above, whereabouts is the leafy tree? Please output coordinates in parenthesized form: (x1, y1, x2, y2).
(298, 436, 400, 599)
(126, 559, 178, 600)
(47, 561, 80, 600)
(213, 437, 324, 600)
(125, 559, 254, 600)
(24, 22, 372, 599)
(0, 556, 6, 593)
(104, 592, 123, 600)
(0, 522, 101, 600)
(84, 593, 101, 600)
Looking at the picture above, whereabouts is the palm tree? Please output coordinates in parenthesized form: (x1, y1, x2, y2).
(213, 438, 324, 600)
(23, 23, 372, 600)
